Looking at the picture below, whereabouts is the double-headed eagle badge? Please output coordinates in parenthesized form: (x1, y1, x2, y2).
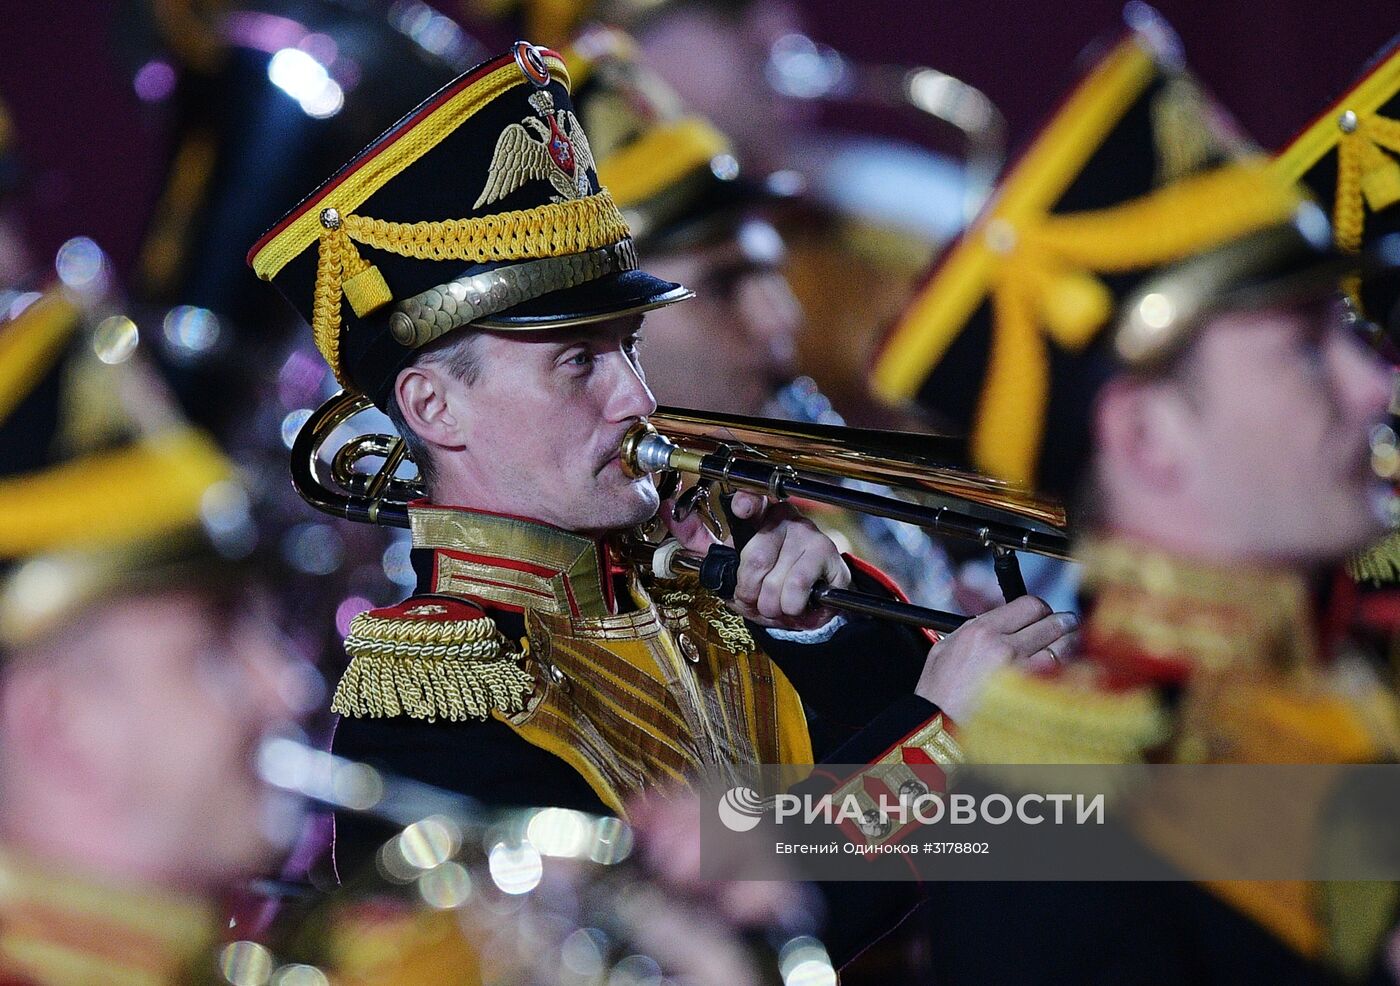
(474, 90, 596, 208)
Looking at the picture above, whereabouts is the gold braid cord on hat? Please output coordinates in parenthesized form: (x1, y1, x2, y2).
(876, 32, 1305, 488)
(1275, 46, 1400, 255)
(971, 163, 1298, 486)
(311, 190, 631, 383)
(1333, 114, 1400, 252)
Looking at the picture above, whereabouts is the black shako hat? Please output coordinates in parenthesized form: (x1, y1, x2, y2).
(871, 8, 1349, 500)
(248, 41, 692, 408)
(1274, 35, 1400, 341)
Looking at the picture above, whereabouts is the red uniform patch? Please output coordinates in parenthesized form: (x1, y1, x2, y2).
(366, 597, 488, 623)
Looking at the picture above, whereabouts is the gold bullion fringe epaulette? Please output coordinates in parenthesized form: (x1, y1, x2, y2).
(653, 578, 756, 654)
(333, 610, 534, 721)
(1347, 530, 1400, 585)
(961, 666, 1170, 765)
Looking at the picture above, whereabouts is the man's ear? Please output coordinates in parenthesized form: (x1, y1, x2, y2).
(1094, 375, 1194, 495)
(395, 364, 464, 451)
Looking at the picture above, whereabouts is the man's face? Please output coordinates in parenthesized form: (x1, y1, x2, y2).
(38, 589, 304, 888)
(445, 315, 661, 533)
(1177, 298, 1392, 563)
(639, 220, 801, 416)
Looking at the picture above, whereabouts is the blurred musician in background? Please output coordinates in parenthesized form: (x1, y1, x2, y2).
(872, 13, 1400, 982)
(565, 24, 803, 420)
(0, 162, 306, 979)
(124, 0, 486, 439)
(1273, 37, 1400, 671)
(117, 1, 493, 890)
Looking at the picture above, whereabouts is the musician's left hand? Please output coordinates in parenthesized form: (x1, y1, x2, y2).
(661, 492, 850, 631)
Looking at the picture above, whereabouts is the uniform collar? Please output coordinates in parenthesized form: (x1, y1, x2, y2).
(409, 502, 619, 618)
(0, 846, 217, 986)
(1079, 535, 1318, 686)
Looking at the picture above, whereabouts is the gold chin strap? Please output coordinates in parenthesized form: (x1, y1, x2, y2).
(310, 189, 632, 383)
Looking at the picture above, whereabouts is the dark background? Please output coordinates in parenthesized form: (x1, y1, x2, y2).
(0, 0, 1393, 277)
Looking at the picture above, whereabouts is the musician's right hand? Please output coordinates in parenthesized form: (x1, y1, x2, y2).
(913, 595, 1078, 721)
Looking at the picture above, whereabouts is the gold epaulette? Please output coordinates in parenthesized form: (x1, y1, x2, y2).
(332, 598, 535, 722)
(1348, 530, 1400, 584)
(652, 576, 757, 654)
(961, 665, 1170, 765)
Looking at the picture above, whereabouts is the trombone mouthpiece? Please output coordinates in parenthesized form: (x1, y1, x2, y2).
(619, 420, 677, 477)
(634, 433, 677, 475)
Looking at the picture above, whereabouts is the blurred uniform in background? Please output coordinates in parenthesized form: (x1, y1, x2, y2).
(565, 24, 803, 419)
(121, 0, 490, 619)
(116, 2, 498, 890)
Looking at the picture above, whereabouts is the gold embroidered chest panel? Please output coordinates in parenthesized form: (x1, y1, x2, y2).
(336, 505, 812, 815)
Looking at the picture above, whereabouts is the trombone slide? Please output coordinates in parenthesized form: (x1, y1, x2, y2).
(623, 421, 1071, 559)
(640, 541, 969, 635)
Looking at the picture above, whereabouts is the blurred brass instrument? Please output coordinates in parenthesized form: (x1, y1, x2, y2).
(291, 392, 1070, 631)
(764, 33, 1008, 227)
(250, 736, 833, 986)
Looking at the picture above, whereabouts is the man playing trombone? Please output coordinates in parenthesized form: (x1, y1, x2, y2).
(250, 40, 1077, 957)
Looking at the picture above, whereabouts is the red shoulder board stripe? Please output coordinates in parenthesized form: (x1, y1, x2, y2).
(367, 597, 488, 623)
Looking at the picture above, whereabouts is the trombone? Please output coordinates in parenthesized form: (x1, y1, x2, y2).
(290, 392, 1072, 632)
(620, 407, 1068, 555)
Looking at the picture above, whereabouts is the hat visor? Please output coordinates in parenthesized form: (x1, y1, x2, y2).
(472, 269, 694, 330)
(1117, 216, 1400, 368)
(1212, 238, 1399, 317)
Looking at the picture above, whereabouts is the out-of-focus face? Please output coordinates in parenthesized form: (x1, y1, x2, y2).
(1180, 297, 1392, 564)
(16, 589, 305, 890)
(639, 221, 801, 416)
(636, 1, 809, 175)
(443, 315, 661, 534)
